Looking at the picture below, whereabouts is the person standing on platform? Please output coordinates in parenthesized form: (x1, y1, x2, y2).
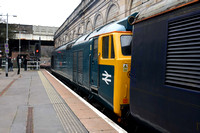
(10, 57, 13, 71)
(0, 54, 2, 68)
(8, 56, 13, 71)
(8, 56, 10, 71)
(0, 54, 2, 75)
(23, 56, 28, 71)
(17, 55, 21, 74)
(21, 56, 24, 69)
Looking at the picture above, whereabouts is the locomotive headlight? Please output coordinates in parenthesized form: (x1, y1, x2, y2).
(128, 16, 135, 25)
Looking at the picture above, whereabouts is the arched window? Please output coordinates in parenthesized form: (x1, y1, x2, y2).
(106, 4, 119, 23)
(65, 34, 68, 42)
(86, 20, 93, 33)
(77, 27, 82, 37)
(68, 33, 71, 41)
(71, 32, 73, 40)
(72, 30, 76, 39)
(94, 14, 103, 29)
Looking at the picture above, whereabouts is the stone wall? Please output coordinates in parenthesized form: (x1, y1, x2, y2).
(54, 0, 194, 48)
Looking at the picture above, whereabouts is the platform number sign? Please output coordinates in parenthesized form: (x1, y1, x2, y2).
(4, 43, 9, 54)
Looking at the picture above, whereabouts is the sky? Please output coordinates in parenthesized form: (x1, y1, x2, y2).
(0, 0, 82, 27)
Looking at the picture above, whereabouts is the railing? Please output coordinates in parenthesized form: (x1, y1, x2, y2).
(1, 59, 6, 67)
(27, 60, 40, 70)
(0, 59, 40, 70)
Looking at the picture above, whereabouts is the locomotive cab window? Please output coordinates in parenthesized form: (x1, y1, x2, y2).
(111, 36, 115, 58)
(93, 38, 98, 59)
(120, 35, 132, 56)
(102, 36, 109, 58)
(102, 35, 115, 59)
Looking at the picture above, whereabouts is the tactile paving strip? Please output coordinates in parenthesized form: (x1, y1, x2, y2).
(38, 71, 88, 133)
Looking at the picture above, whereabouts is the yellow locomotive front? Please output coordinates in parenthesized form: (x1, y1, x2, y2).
(98, 31, 132, 117)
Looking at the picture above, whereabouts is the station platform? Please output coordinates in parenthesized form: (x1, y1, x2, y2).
(0, 69, 126, 133)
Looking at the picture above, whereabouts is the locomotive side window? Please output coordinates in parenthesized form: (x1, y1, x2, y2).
(120, 35, 132, 56)
(93, 38, 98, 59)
(111, 36, 115, 58)
(102, 36, 109, 58)
(102, 35, 115, 59)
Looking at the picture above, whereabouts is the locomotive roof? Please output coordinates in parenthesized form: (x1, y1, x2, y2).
(55, 45, 66, 52)
(55, 40, 76, 51)
(54, 13, 138, 50)
(73, 17, 131, 46)
(135, 0, 197, 22)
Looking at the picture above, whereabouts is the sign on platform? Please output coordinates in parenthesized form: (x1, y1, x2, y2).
(5, 49, 9, 54)
(4, 43, 9, 54)
(4, 43, 9, 48)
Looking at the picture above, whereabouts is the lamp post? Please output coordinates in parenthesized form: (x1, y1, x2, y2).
(18, 30, 26, 74)
(0, 13, 17, 77)
(18, 30, 21, 74)
(12, 29, 26, 74)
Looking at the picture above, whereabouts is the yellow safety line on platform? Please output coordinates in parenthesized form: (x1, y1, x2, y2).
(45, 70, 127, 133)
(38, 71, 87, 133)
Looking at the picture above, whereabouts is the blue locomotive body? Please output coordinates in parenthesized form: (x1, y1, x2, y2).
(52, 39, 91, 89)
(51, 17, 136, 117)
(130, 1, 200, 132)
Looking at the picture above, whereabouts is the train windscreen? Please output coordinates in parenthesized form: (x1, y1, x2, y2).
(120, 35, 132, 56)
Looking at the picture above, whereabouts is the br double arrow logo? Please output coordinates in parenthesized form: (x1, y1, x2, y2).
(102, 71, 112, 85)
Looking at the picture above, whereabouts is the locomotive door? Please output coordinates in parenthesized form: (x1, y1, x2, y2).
(98, 35, 115, 106)
(90, 38, 99, 91)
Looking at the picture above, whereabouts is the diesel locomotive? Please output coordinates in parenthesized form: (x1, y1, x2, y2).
(129, 0, 200, 132)
(51, 13, 137, 118)
(52, 0, 200, 132)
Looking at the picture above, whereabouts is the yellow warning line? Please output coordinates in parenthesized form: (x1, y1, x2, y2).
(38, 71, 71, 132)
(38, 71, 87, 133)
(38, 71, 65, 131)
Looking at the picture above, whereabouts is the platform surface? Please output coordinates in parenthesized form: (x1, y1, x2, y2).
(0, 69, 126, 133)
